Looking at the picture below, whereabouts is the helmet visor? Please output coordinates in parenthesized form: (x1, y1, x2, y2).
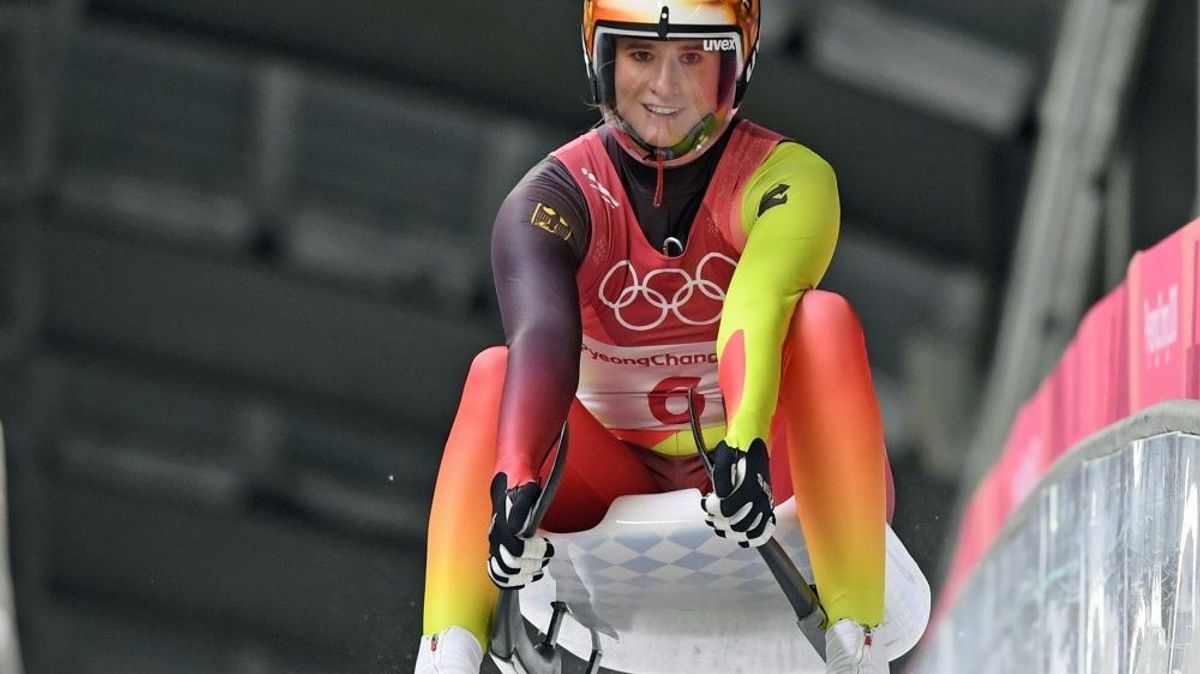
(593, 27, 742, 158)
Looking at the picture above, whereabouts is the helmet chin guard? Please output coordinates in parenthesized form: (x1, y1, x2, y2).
(610, 110, 721, 163)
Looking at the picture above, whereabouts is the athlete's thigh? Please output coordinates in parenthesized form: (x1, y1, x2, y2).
(539, 400, 661, 533)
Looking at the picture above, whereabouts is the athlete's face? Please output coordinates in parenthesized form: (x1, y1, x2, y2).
(614, 38, 721, 149)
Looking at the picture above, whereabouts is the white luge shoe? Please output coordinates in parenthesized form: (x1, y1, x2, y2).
(414, 626, 484, 674)
(825, 618, 889, 673)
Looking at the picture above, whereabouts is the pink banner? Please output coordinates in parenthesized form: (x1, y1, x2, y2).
(1075, 285, 1129, 438)
(997, 381, 1053, 515)
(1056, 337, 1082, 454)
(1112, 283, 1131, 421)
(946, 474, 1002, 588)
(1127, 225, 1197, 409)
(1189, 223, 1200, 397)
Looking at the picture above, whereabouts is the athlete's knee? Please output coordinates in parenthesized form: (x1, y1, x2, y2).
(440, 347, 507, 464)
(469, 346, 508, 378)
(465, 346, 508, 390)
(791, 290, 861, 334)
(782, 290, 870, 377)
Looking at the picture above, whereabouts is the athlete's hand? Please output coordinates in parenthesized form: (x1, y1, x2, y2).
(487, 473, 554, 589)
(702, 438, 776, 548)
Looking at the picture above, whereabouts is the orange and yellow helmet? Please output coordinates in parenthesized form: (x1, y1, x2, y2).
(582, 0, 761, 163)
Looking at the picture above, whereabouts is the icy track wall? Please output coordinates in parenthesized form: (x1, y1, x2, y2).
(911, 402, 1200, 672)
(937, 218, 1200, 607)
(915, 217, 1200, 670)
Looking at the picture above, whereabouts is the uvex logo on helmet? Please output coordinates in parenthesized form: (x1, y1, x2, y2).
(703, 38, 738, 52)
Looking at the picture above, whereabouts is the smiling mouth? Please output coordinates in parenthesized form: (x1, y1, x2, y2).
(642, 103, 681, 118)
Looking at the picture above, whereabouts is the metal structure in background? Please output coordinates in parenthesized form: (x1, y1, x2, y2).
(966, 0, 1157, 486)
(0, 424, 26, 674)
(913, 401, 1200, 672)
(1103, 141, 1134, 290)
(0, 3, 65, 368)
(810, 0, 1035, 138)
(0, 1, 74, 203)
(0, 219, 41, 370)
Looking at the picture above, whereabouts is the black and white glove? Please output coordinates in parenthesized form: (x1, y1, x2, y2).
(487, 473, 554, 589)
(702, 438, 777, 548)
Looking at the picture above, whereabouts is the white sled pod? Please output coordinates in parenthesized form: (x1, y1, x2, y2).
(517, 489, 930, 674)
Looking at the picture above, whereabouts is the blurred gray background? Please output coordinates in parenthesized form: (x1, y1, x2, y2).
(0, 0, 1194, 672)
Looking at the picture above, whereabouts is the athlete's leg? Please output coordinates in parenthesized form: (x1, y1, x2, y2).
(422, 347, 507, 650)
(540, 398, 661, 533)
(767, 411, 895, 521)
(775, 290, 887, 628)
(422, 347, 660, 653)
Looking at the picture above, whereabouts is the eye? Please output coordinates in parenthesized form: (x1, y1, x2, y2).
(680, 51, 704, 65)
(629, 50, 653, 62)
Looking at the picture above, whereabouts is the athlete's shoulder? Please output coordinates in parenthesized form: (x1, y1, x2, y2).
(550, 127, 603, 160)
(733, 138, 839, 242)
(510, 128, 605, 198)
(754, 140, 836, 187)
(514, 155, 581, 199)
(495, 153, 592, 260)
(731, 118, 788, 145)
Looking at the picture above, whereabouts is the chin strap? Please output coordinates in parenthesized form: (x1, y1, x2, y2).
(653, 149, 666, 209)
(610, 111, 723, 210)
(616, 111, 720, 161)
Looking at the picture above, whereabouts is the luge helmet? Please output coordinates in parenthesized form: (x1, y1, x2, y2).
(583, 0, 761, 164)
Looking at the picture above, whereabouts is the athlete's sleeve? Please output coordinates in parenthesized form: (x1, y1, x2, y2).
(491, 159, 589, 486)
(717, 142, 840, 449)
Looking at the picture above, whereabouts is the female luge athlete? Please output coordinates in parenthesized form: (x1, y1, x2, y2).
(417, 1, 895, 672)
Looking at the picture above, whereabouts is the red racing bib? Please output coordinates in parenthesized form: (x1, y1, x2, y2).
(551, 122, 783, 434)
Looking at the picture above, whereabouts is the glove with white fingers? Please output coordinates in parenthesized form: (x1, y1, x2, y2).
(702, 438, 777, 548)
(487, 473, 554, 589)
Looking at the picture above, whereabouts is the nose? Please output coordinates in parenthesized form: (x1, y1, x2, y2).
(648, 58, 682, 98)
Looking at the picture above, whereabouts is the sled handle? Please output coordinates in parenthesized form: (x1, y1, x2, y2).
(490, 423, 570, 674)
(688, 391, 828, 660)
(520, 423, 569, 538)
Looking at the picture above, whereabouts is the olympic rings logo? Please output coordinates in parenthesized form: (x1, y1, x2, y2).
(598, 253, 737, 332)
